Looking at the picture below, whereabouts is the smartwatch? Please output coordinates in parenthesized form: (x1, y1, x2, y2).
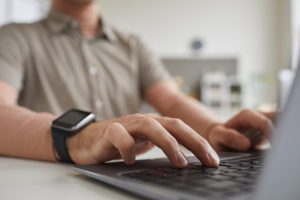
(51, 109, 95, 163)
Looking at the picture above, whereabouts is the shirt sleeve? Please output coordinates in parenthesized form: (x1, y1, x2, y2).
(136, 36, 172, 97)
(0, 24, 27, 91)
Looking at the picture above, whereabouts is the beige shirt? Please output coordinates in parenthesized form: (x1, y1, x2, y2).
(0, 8, 170, 120)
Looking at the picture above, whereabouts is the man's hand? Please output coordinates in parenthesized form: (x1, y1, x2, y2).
(207, 109, 274, 151)
(66, 114, 220, 168)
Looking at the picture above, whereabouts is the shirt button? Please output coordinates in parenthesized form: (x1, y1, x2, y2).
(89, 66, 98, 76)
(95, 100, 103, 109)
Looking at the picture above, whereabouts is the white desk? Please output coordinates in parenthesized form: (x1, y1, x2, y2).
(0, 147, 172, 200)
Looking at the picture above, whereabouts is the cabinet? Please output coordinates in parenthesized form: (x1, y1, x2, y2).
(162, 57, 241, 120)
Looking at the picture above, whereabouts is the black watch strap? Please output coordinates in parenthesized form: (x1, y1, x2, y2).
(51, 127, 73, 163)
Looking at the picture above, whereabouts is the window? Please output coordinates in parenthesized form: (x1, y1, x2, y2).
(291, 0, 300, 69)
(0, 0, 49, 27)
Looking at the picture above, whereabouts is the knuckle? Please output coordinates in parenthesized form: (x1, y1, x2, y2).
(240, 108, 252, 116)
(224, 132, 234, 144)
(169, 118, 184, 127)
(144, 113, 157, 118)
(105, 123, 127, 142)
(198, 137, 210, 148)
(122, 138, 135, 152)
(264, 117, 272, 124)
(196, 136, 212, 154)
(208, 124, 222, 135)
(140, 117, 157, 127)
(106, 122, 122, 133)
(163, 136, 178, 150)
(128, 113, 144, 121)
(262, 118, 272, 127)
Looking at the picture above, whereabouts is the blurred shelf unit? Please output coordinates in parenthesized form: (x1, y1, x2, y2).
(162, 57, 242, 113)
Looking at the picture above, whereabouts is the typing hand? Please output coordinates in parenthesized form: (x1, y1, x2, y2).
(66, 114, 219, 168)
(207, 109, 274, 152)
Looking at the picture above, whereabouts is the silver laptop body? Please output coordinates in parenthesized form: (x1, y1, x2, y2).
(73, 67, 300, 200)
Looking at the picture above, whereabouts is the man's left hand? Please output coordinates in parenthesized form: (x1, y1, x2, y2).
(207, 109, 274, 152)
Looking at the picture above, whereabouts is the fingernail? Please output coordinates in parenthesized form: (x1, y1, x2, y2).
(207, 151, 220, 166)
(175, 150, 188, 167)
(128, 150, 135, 164)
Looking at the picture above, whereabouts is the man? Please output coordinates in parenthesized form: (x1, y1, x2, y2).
(0, 0, 273, 168)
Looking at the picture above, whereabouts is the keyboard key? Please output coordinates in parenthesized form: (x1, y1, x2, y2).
(234, 177, 256, 184)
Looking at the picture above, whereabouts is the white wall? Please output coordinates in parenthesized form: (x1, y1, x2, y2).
(99, 0, 290, 108)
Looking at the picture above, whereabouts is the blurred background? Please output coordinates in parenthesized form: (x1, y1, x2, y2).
(0, 0, 299, 120)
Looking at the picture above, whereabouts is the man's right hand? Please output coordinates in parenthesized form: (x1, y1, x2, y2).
(66, 114, 220, 168)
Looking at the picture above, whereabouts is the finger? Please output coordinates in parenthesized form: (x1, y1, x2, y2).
(225, 109, 274, 137)
(135, 141, 154, 155)
(125, 117, 188, 168)
(253, 139, 271, 150)
(241, 128, 269, 147)
(209, 125, 251, 151)
(103, 122, 136, 165)
(155, 117, 220, 168)
(260, 111, 277, 120)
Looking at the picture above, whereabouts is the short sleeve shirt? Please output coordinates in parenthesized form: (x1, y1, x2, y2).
(0, 8, 171, 120)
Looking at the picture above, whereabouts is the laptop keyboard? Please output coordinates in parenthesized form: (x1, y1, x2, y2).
(122, 155, 263, 199)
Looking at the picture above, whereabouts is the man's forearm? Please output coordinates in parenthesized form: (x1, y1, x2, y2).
(160, 94, 222, 139)
(0, 104, 57, 161)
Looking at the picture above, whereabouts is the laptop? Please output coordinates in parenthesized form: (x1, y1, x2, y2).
(72, 67, 300, 200)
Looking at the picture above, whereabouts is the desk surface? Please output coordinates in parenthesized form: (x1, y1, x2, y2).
(0, 147, 174, 200)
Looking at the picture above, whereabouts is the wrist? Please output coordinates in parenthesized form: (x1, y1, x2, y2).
(65, 122, 95, 164)
(51, 109, 95, 163)
(49, 127, 61, 161)
(66, 133, 79, 163)
(53, 146, 61, 161)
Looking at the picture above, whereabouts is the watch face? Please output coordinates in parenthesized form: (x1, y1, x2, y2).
(52, 109, 93, 130)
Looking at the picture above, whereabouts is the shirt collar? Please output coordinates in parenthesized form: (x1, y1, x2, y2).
(44, 8, 118, 42)
(99, 16, 118, 42)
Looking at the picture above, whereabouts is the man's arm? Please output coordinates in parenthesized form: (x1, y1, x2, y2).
(0, 80, 57, 161)
(0, 80, 219, 167)
(145, 80, 221, 139)
(146, 80, 274, 151)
